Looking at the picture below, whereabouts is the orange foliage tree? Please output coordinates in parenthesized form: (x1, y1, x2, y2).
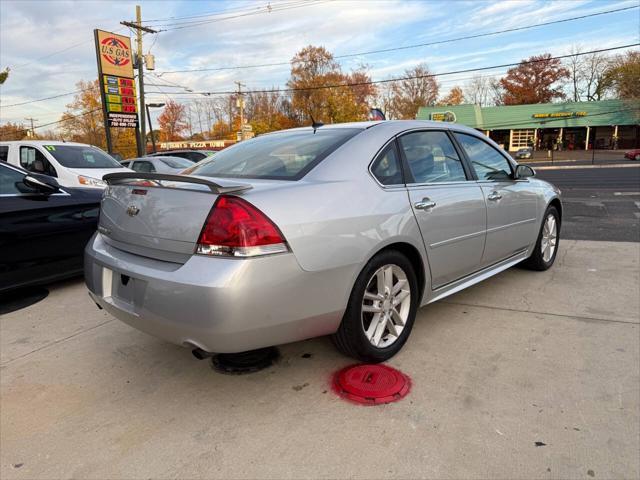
(158, 99, 188, 141)
(499, 54, 570, 105)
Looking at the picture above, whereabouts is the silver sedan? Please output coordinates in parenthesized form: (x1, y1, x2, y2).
(85, 120, 561, 362)
(120, 156, 195, 174)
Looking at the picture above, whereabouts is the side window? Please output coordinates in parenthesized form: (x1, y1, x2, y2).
(371, 143, 403, 186)
(398, 131, 467, 184)
(19, 146, 57, 177)
(0, 146, 8, 162)
(121, 161, 130, 168)
(0, 165, 36, 195)
(132, 161, 155, 173)
(454, 133, 513, 181)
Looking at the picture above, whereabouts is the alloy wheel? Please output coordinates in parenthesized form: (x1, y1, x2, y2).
(361, 264, 411, 348)
(540, 214, 558, 262)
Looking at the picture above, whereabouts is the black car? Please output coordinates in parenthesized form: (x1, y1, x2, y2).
(0, 162, 102, 292)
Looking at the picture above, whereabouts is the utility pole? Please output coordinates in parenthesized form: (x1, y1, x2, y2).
(235, 81, 245, 140)
(24, 117, 37, 138)
(121, 5, 156, 157)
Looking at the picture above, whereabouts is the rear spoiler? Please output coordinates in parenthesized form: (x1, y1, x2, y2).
(102, 172, 252, 194)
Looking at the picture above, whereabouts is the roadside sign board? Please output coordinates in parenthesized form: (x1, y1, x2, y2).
(94, 29, 138, 132)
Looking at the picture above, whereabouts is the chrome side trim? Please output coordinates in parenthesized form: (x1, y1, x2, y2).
(429, 230, 485, 249)
(486, 217, 537, 234)
(426, 249, 529, 304)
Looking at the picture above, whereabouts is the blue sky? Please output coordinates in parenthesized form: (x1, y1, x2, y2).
(0, 0, 638, 128)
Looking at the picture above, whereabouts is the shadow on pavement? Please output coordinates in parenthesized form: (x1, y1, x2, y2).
(0, 287, 50, 315)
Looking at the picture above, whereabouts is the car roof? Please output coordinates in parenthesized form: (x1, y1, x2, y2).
(150, 149, 208, 154)
(268, 120, 483, 136)
(0, 140, 101, 147)
(128, 156, 191, 162)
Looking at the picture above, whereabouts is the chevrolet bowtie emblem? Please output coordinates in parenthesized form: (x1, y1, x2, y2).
(126, 205, 140, 217)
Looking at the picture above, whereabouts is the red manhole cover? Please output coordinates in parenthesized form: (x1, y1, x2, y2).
(332, 364, 410, 405)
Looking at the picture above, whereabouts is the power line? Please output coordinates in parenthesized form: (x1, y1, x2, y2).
(32, 108, 102, 130)
(5, 42, 636, 115)
(140, 0, 305, 23)
(155, 5, 639, 75)
(2, 90, 83, 108)
(151, 1, 326, 31)
(145, 44, 640, 97)
(10, 26, 126, 70)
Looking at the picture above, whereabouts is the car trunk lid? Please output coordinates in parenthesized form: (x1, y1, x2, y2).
(99, 173, 252, 263)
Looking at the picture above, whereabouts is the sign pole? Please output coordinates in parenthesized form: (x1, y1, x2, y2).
(121, 6, 157, 157)
(94, 29, 114, 154)
(136, 5, 146, 156)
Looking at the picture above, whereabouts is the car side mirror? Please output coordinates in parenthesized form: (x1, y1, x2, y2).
(24, 173, 60, 194)
(515, 164, 535, 179)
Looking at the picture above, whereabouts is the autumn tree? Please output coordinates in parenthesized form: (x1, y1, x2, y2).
(388, 64, 439, 119)
(603, 50, 640, 100)
(439, 86, 464, 105)
(287, 45, 371, 124)
(60, 80, 104, 147)
(499, 53, 569, 105)
(158, 99, 188, 141)
(0, 122, 28, 140)
(245, 89, 298, 135)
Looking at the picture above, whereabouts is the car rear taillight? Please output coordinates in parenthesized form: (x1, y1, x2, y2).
(196, 195, 289, 257)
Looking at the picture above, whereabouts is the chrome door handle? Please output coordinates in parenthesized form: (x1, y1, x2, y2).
(487, 191, 502, 201)
(414, 198, 436, 210)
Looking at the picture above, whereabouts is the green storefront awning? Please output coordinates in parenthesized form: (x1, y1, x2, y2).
(416, 99, 640, 130)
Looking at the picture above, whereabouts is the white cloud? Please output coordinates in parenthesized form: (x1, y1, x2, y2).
(0, 0, 637, 126)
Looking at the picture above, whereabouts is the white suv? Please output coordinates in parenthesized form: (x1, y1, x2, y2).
(0, 140, 131, 188)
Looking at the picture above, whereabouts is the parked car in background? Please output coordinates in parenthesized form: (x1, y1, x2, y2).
(0, 162, 101, 292)
(515, 147, 533, 159)
(624, 149, 640, 161)
(86, 120, 562, 362)
(0, 141, 131, 188)
(149, 149, 215, 162)
(120, 156, 195, 174)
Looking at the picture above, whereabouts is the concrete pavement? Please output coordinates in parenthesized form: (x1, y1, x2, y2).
(1, 240, 639, 479)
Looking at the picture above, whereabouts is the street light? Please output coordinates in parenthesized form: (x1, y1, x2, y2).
(146, 103, 165, 153)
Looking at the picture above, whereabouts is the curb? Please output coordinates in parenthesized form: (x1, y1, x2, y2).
(534, 163, 640, 171)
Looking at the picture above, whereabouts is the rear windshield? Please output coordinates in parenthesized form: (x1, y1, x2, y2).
(44, 145, 122, 169)
(160, 157, 194, 169)
(186, 128, 362, 180)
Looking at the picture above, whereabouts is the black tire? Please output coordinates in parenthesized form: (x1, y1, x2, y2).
(332, 250, 419, 363)
(521, 205, 560, 271)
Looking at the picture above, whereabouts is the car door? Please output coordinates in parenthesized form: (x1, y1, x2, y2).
(398, 130, 487, 289)
(453, 132, 538, 268)
(19, 145, 58, 177)
(0, 164, 100, 291)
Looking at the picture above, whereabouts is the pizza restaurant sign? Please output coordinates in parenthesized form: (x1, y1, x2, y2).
(532, 111, 587, 119)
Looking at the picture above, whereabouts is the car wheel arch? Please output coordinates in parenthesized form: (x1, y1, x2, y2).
(549, 197, 562, 223)
(356, 241, 429, 305)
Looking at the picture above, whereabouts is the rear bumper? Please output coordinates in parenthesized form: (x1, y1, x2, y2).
(85, 233, 353, 353)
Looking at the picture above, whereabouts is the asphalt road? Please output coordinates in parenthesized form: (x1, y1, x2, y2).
(536, 166, 640, 242)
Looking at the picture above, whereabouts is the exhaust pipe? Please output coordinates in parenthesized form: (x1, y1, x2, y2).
(192, 348, 214, 360)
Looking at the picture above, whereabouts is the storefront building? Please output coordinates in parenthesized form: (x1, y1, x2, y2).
(416, 99, 639, 152)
